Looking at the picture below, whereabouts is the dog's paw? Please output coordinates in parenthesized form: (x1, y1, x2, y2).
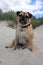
(30, 48, 35, 53)
(28, 47, 35, 52)
(12, 47, 16, 50)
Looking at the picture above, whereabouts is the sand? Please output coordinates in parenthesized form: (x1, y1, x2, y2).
(0, 21, 43, 65)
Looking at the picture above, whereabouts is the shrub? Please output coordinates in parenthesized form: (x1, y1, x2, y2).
(38, 17, 43, 25)
(31, 16, 39, 28)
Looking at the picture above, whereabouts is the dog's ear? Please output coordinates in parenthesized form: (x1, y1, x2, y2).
(27, 12, 32, 18)
(16, 11, 22, 16)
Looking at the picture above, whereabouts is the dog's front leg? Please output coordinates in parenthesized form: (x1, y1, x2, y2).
(28, 40, 35, 52)
(12, 37, 18, 50)
(12, 28, 19, 50)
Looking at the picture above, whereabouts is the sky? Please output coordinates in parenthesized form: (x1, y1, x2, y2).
(0, 0, 43, 18)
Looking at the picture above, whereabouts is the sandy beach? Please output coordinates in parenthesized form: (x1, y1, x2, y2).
(0, 21, 43, 65)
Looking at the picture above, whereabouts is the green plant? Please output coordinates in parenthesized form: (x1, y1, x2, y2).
(31, 16, 39, 28)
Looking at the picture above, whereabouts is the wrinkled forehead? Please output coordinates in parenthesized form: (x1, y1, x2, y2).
(19, 12, 29, 16)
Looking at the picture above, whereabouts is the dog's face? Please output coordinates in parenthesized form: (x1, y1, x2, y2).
(17, 11, 32, 25)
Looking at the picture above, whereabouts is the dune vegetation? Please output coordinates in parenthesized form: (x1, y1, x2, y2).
(0, 9, 43, 28)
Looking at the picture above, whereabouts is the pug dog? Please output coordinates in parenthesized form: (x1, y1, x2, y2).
(6, 11, 35, 52)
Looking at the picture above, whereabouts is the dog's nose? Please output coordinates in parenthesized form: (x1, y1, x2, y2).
(20, 17, 25, 21)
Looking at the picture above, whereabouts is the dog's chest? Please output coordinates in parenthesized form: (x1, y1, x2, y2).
(18, 28, 28, 44)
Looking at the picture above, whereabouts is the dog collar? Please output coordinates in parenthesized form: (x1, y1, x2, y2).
(19, 23, 30, 28)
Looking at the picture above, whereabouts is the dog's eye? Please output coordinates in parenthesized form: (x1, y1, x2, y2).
(26, 16, 29, 18)
(19, 15, 22, 17)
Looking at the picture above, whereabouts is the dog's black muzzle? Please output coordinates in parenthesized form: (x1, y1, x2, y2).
(19, 17, 27, 25)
